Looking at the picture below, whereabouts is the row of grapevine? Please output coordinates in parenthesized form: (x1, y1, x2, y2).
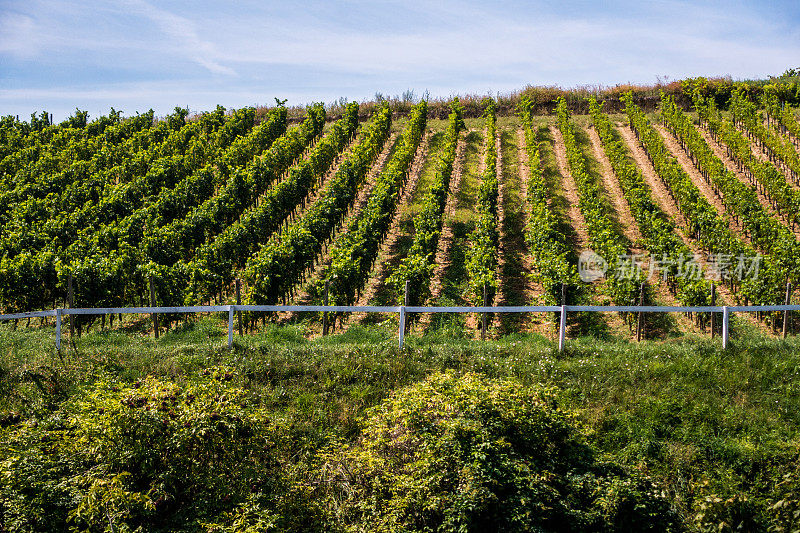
(556, 97, 641, 308)
(185, 102, 360, 298)
(0, 108, 145, 186)
(0, 110, 164, 227)
(104, 107, 290, 252)
(323, 101, 428, 306)
(0, 107, 283, 313)
(659, 93, 800, 286)
(730, 89, 800, 184)
(1, 107, 245, 258)
(387, 100, 465, 306)
(763, 94, 800, 140)
(694, 92, 800, 228)
(0, 108, 238, 312)
(464, 99, 500, 305)
(139, 105, 322, 266)
(243, 104, 393, 306)
(518, 98, 583, 306)
(623, 93, 784, 306)
(588, 99, 710, 307)
(64, 106, 320, 310)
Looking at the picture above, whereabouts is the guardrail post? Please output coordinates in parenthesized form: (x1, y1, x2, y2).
(558, 305, 567, 353)
(783, 282, 792, 338)
(228, 306, 234, 349)
(722, 306, 730, 349)
(55, 309, 62, 351)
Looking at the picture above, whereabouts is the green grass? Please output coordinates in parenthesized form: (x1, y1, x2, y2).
(3, 317, 800, 529)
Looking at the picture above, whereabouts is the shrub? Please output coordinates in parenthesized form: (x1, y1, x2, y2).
(324, 371, 679, 532)
(0, 367, 296, 532)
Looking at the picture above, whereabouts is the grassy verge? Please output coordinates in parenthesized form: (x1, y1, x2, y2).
(2, 319, 800, 530)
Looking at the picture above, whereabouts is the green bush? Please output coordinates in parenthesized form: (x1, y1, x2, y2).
(324, 371, 679, 532)
(0, 367, 301, 532)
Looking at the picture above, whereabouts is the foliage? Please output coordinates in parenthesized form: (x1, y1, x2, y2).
(556, 97, 641, 310)
(4, 320, 800, 530)
(325, 371, 679, 532)
(245, 104, 393, 305)
(465, 99, 500, 305)
(187, 103, 359, 299)
(588, 98, 710, 308)
(697, 92, 800, 230)
(623, 93, 784, 306)
(0, 367, 302, 532)
(388, 99, 465, 306)
(323, 100, 428, 306)
(658, 91, 797, 314)
(518, 97, 583, 305)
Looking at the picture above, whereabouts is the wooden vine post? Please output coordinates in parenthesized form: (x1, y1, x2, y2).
(636, 282, 644, 342)
(149, 276, 159, 339)
(710, 283, 716, 338)
(322, 280, 330, 336)
(236, 279, 243, 337)
(67, 274, 75, 342)
(783, 282, 792, 339)
(481, 284, 488, 341)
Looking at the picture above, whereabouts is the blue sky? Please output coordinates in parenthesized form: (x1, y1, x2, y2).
(1, 0, 799, 121)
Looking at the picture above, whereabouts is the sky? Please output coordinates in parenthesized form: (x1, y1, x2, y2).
(1, 0, 799, 121)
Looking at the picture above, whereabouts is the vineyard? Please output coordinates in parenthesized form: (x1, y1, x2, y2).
(5, 78, 800, 531)
(2, 81, 800, 343)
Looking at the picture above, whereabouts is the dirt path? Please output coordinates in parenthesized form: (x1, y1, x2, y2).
(653, 124, 753, 244)
(464, 128, 489, 335)
(347, 131, 433, 326)
(697, 126, 800, 240)
(616, 124, 765, 332)
(550, 125, 591, 250)
(585, 124, 699, 334)
(585, 124, 643, 248)
(282, 132, 400, 324)
(418, 134, 467, 333)
(509, 128, 548, 335)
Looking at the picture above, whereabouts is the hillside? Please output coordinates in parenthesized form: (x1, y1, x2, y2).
(2, 320, 800, 530)
(2, 77, 800, 344)
(3, 76, 800, 530)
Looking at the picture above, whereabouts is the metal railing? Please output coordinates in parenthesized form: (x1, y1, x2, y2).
(2, 304, 800, 351)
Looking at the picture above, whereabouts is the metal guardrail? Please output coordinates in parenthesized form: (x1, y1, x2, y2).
(3, 304, 800, 351)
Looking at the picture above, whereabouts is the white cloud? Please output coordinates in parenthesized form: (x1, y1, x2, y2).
(0, 12, 40, 58)
(119, 0, 236, 76)
(1, 0, 798, 119)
